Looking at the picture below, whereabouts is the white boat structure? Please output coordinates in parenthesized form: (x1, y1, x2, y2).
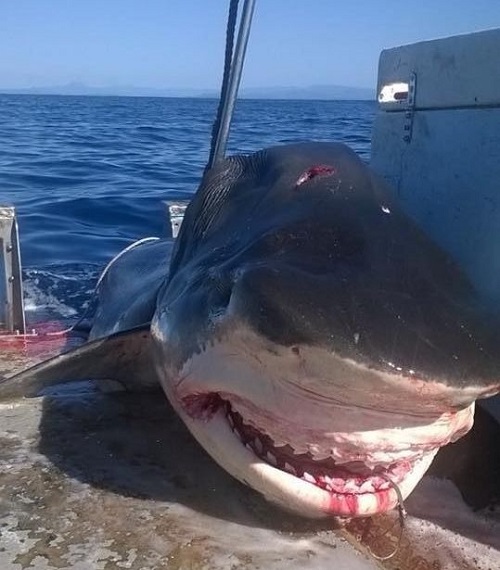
(372, 28, 500, 308)
(0, 25, 499, 570)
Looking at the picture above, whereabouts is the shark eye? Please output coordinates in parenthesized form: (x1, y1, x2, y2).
(295, 165, 336, 188)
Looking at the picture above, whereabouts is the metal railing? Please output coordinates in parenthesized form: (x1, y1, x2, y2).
(0, 206, 26, 333)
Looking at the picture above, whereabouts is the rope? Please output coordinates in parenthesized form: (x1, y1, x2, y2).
(207, 0, 256, 171)
(207, 0, 240, 170)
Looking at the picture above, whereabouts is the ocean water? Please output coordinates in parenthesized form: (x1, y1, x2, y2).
(0, 94, 375, 325)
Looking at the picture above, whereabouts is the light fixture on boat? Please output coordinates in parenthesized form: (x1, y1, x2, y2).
(378, 82, 409, 103)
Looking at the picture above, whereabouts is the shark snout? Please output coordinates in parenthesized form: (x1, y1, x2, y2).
(224, 262, 500, 415)
(227, 262, 344, 348)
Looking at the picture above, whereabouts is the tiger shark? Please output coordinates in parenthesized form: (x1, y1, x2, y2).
(1, 142, 499, 519)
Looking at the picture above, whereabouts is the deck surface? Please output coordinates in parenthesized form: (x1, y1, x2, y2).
(0, 351, 499, 569)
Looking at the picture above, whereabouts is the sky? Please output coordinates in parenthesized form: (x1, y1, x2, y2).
(1, 0, 500, 91)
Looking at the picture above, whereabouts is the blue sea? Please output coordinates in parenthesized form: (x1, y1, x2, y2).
(0, 94, 375, 326)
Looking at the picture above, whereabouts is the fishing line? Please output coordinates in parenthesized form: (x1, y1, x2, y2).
(366, 474, 407, 561)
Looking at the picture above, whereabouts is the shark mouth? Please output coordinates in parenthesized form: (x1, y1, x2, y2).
(178, 392, 474, 518)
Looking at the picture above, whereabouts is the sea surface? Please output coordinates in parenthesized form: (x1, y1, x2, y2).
(0, 94, 375, 326)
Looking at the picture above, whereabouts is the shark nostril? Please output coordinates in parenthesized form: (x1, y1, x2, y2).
(208, 270, 233, 308)
(217, 283, 232, 309)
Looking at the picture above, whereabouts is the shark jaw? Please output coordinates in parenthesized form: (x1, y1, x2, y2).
(175, 395, 454, 518)
(154, 327, 476, 519)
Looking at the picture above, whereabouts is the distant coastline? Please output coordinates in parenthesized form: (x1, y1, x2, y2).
(0, 83, 375, 101)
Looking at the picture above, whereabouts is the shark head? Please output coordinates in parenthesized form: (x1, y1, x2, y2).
(151, 142, 500, 518)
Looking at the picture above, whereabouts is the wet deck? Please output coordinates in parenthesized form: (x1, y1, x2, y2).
(1, 385, 499, 570)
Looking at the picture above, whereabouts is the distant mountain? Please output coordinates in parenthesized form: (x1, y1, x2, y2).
(0, 82, 205, 98)
(240, 85, 375, 100)
(0, 82, 375, 101)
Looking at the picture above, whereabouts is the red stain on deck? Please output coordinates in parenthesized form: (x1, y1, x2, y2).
(0, 321, 80, 359)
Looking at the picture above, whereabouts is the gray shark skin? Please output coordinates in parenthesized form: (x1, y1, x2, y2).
(2, 142, 500, 519)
